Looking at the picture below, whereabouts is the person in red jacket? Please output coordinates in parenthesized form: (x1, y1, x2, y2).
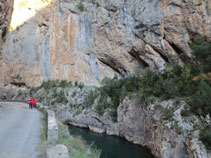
(33, 99, 37, 108)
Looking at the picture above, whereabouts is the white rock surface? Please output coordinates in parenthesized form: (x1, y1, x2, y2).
(47, 144, 69, 158)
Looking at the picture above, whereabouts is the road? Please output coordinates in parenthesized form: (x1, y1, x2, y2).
(0, 102, 43, 158)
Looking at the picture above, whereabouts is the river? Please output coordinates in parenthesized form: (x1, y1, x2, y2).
(69, 125, 154, 158)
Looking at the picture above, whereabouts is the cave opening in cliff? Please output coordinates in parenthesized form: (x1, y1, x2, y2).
(9, 0, 55, 31)
(10, 81, 26, 87)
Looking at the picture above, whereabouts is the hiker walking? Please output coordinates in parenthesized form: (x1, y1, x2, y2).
(28, 97, 32, 109)
(29, 98, 33, 109)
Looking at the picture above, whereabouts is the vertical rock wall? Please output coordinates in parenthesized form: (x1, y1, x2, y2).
(0, 0, 14, 85)
(2, 0, 211, 86)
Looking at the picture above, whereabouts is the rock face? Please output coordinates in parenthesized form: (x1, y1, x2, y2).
(1, 0, 211, 86)
(0, 0, 14, 85)
(0, 0, 14, 54)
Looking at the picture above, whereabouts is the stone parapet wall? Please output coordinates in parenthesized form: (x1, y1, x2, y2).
(39, 105, 69, 158)
(47, 110, 58, 142)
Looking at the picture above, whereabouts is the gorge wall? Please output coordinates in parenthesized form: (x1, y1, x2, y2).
(0, 0, 14, 86)
(0, 0, 14, 55)
(1, 0, 211, 86)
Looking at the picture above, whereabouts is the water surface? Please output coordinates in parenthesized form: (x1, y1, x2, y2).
(69, 125, 154, 158)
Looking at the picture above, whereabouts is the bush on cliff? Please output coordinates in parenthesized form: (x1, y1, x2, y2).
(191, 80, 211, 115)
(200, 125, 211, 151)
(191, 36, 211, 73)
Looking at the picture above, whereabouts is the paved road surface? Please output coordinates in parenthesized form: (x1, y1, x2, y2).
(0, 102, 43, 158)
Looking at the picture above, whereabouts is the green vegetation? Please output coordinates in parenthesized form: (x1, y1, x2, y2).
(163, 108, 174, 121)
(37, 80, 83, 90)
(78, 82, 84, 89)
(84, 75, 140, 121)
(57, 120, 101, 158)
(78, 0, 85, 11)
(85, 90, 98, 107)
(171, 122, 183, 135)
(200, 125, 211, 151)
(29, 80, 86, 106)
(30, 80, 84, 94)
(72, 91, 77, 97)
(17, 90, 22, 97)
(181, 108, 192, 118)
(55, 90, 68, 104)
(191, 80, 211, 115)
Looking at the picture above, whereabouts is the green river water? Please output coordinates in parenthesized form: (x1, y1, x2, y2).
(69, 125, 154, 158)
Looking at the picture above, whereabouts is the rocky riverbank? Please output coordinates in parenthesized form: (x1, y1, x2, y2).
(2, 85, 210, 158)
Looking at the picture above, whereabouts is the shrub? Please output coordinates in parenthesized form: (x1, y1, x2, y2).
(162, 79, 179, 99)
(191, 36, 211, 73)
(78, 82, 84, 89)
(95, 94, 110, 116)
(72, 91, 77, 98)
(18, 90, 22, 97)
(163, 108, 174, 121)
(56, 96, 68, 104)
(200, 125, 211, 150)
(78, 1, 85, 11)
(181, 109, 191, 117)
(74, 81, 78, 86)
(40, 80, 73, 89)
(85, 90, 98, 107)
(191, 80, 211, 115)
(41, 81, 56, 90)
(171, 122, 182, 135)
(152, 76, 165, 97)
(56, 90, 68, 104)
(60, 80, 69, 88)
(52, 88, 57, 98)
(110, 108, 117, 122)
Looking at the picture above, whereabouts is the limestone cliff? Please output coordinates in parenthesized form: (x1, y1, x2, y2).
(1, 0, 211, 86)
(0, 0, 14, 85)
(0, 0, 14, 54)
